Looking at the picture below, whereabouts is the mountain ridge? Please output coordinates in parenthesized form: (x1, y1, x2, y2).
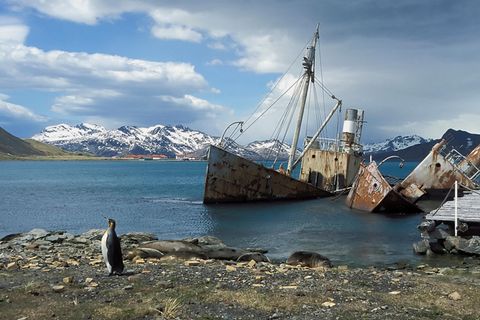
(30, 123, 480, 161)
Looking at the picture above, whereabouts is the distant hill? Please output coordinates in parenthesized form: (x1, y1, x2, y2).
(0, 126, 88, 159)
(0, 127, 46, 156)
(368, 129, 480, 161)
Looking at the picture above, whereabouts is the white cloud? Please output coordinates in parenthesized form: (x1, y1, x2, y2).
(151, 25, 203, 43)
(208, 42, 227, 50)
(0, 42, 207, 92)
(206, 59, 223, 66)
(7, 0, 148, 25)
(0, 16, 29, 43)
(10, 1, 302, 74)
(4, 1, 480, 141)
(0, 18, 234, 134)
(51, 90, 122, 114)
(159, 94, 226, 113)
(0, 94, 47, 122)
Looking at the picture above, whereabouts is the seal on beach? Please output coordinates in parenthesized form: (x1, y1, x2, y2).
(286, 251, 332, 268)
(101, 218, 124, 276)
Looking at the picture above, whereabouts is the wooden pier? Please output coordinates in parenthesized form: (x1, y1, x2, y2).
(426, 191, 480, 223)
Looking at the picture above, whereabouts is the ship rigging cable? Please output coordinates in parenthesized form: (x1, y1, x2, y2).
(222, 26, 343, 170)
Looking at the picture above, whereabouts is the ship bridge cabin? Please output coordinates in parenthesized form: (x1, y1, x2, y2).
(299, 108, 364, 193)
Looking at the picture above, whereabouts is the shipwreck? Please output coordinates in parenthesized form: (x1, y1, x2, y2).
(346, 139, 480, 214)
(396, 140, 480, 202)
(203, 26, 364, 204)
(346, 160, 423, 213)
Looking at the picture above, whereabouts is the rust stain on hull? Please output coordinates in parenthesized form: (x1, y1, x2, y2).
(397, 140, 480, 202)
(203, 145, 332, 204)
(299, 149, 362, 192)
(346, 162, 423, 213)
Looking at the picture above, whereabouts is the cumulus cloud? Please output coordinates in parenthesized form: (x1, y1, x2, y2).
(0, 17, 234, 134)
(7, 0, 148, 25)
(0, 42, 207, 92)
(151, 25, 203, 42)
(4, 0, 480, 141)
(0, 94, 46, 122)
(0, 16, 29, 43)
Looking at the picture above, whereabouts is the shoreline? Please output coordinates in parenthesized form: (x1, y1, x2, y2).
(2, 229, 480, 319)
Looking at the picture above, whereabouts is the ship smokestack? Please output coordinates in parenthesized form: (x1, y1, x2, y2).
(342, 108, 364, 150)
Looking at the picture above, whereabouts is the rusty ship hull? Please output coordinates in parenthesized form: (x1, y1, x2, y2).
(397, 140, 480, 202)
(346, 161, 423, 213)
(204, 145, 332, 204)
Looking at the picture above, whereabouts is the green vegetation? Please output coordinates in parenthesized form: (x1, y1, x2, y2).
(0, 127, 99, 160)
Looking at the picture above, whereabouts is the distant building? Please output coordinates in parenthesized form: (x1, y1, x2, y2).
(123, 154, 168, 160)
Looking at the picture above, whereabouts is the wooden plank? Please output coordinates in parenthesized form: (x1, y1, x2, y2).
(426, 192, 480, 222)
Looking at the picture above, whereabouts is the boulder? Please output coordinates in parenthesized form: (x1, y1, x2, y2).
(81, 229, 105, 241)
(126, 247, 164, 260)
(413, 239, 429, 255)
(203, 247, 248, 260)
(121, 232, 158, 245)
(456, 236, 480, 255)
(426, 228, 451, 240)
(160, 252, 208, 261)
(27, 229, 49, 239)
(429, 240, 447, 254)
(444, 236, 460, 252)
(0, 233, 22, 242)
(141, 240, 203, 254)
(184, 236, 225, 247)
(286, 251, 332, 268)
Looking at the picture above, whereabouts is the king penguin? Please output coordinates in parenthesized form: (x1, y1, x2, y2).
(101, 218, 124, 276)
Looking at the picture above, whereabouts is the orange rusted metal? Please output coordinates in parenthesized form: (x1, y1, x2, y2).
(299, 148, 362, 192)
(203, 145, 331, 203)
(346, 161, 423, 213)
(397, 140, 479, 203)
(458, 144, 480, 181)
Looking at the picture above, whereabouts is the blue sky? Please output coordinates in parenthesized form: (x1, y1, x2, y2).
(0, 0, 479, 143)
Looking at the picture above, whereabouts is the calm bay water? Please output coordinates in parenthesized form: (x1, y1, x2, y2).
(0, 160, 453, 266)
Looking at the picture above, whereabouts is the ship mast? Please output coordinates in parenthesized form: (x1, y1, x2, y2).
(286, 25, 319, 175)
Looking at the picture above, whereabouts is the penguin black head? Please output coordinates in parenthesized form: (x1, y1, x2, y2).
(107, 218, 116, 229)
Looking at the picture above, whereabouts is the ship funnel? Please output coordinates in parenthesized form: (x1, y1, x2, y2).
(342, 108, 364, 151)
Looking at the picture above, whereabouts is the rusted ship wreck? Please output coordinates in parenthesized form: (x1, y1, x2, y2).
(346, 139, 480, 213)
(203, 26, 365, 204)
(346, 160, 422, 213)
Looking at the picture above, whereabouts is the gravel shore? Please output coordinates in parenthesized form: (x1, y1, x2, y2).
(1, 229, 480, 319)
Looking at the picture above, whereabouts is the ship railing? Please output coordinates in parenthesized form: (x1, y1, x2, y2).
(442, 147, 480, 184)
(303, 137, 363, 153)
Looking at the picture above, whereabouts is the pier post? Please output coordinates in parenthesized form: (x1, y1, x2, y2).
(454, 180, 458, 236)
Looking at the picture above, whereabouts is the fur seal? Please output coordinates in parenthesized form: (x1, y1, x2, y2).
(286, 251, 332, 268)
(101, 218, 124, 276)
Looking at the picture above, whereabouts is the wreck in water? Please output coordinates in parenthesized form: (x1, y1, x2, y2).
(203, 26, 365, 204)
(346, 140, 480, 214)
(397, 140, 480, 202)
(346, 160, 423, 213)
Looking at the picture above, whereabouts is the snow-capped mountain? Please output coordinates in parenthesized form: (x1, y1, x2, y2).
(363, 135, 432, 154)
(32, 123, 289, 159)
(246, 139, 292, 160)
(32, 123, 218, 157)
(32, 123, 439, 160)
